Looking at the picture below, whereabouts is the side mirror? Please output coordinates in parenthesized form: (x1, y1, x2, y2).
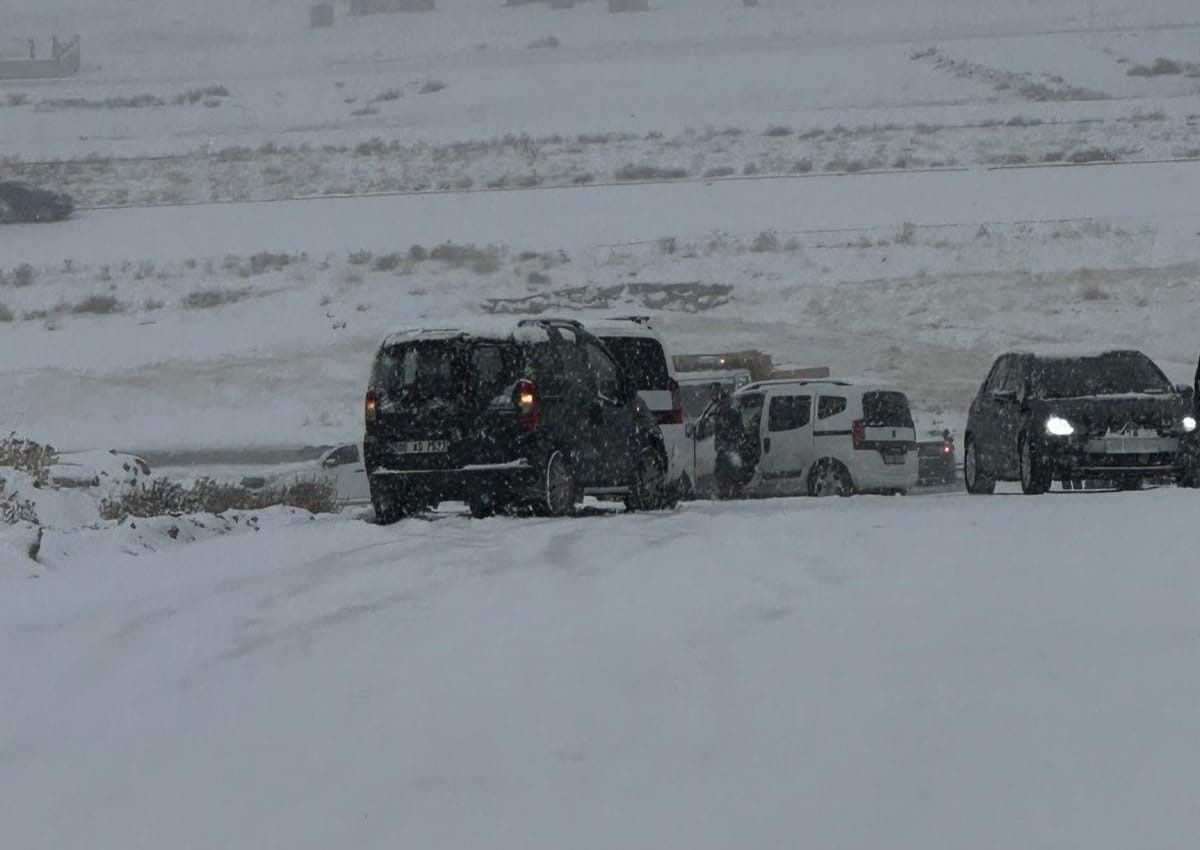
(322, 456, 338, 469)
(992, 389, 1017, 402)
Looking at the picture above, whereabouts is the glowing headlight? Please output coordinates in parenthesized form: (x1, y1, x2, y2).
(1045, 415, 1075, 436)
(1183, 416, 1197, 433)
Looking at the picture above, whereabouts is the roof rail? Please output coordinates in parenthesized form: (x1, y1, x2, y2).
(604, 315, 653, 325)
(517, 317, 585, 329)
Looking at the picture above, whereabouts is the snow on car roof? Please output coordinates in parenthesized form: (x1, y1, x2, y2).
(381, 323, 551, 348)
(737, 377, 903, 394)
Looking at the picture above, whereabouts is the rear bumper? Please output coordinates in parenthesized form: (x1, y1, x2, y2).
(852, 451, 919, 491)
(368, 459, 536, 502)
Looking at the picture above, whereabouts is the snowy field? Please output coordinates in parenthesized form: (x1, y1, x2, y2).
(4, 2, 1200, 846)
(5, 0, 1200, 451)
(5, 492, 1200, 849)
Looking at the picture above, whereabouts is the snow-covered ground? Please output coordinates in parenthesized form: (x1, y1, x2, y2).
(4, 2, 1200, 845)
(5, 493, 1200, 849)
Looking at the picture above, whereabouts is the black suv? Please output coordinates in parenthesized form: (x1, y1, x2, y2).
(964, 350, 1198, 494)
(363, 319, 674, 522)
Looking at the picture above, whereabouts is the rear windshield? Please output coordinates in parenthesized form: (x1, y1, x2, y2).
(372, 340, 520, 401)
(1030, 353, 1171, 399)
(598, 337, 670, 390)
(862, 391, 914, 427)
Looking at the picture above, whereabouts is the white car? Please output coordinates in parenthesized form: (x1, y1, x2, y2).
(682, 379, 919, 497)
(587, 317, 688, 494)
(315, 443, 371, 505)
(48, 450, 152, 493)
(240, 443, 370, 506)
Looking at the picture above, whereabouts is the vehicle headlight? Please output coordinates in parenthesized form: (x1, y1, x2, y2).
(1044, 415, 1075, 436)
(1183, 416, 1197, 433)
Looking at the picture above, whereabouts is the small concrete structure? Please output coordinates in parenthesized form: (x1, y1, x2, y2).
(0, 36, 80, 80)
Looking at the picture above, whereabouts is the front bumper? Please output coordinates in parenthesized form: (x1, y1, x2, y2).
(1039, 434, 1182, 477)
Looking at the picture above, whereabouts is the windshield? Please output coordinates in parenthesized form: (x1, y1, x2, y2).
(372, 341, 520, 402)
(597, 337, 670, 390)
(1031, 353, 1171, 398)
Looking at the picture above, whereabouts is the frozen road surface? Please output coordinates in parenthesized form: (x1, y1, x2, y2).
(3, 490, 1199, 850)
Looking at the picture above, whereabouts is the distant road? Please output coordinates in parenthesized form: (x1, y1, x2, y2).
(8, 159, 1200, 266)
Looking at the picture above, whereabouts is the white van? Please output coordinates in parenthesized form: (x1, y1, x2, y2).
(683, 379, 919, 497)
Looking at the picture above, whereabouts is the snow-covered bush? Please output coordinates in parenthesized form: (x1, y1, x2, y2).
(100, 477, 336, 520)
(0, 434, 57, 486)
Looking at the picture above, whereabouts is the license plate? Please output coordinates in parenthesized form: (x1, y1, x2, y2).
(1104, 429, 1157, 439)
(882, 452, 907, 465)
(397, 440, 448, 454)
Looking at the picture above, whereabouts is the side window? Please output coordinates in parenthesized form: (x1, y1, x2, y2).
(817, 396, 847, 420)
(328, 444, 358, 465)
(998, 357, 1025, 395)
(736, 393, 766, 435)
(768, 395, 812, 432)
(585, 342, 621, 399)
(988, 357, 1011, 394)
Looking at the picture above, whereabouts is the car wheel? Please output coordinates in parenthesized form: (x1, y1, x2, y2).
(625, 444, 671, 511)
(533, 450, 576, 517)
(370, 483, 405, 525)
(467, 493, 499, 518)
(1019, 434, 1051, 495)
(1177, 463, 1200, 489)
(964, 437, 995, 495)
(807, 458, 854, 497)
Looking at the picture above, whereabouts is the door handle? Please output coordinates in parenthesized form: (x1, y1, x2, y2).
(763, 437, 771, 454)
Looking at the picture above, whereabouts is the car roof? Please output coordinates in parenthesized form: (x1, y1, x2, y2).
(736, 378, 901, 395)
(381, 325, 550, 348)
(1003, 349, 1147, 362)
(677, 369, 751, 384)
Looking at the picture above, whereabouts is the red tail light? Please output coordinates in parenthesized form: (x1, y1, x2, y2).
(852, 419, 867, 450)
(365, 391, 378, 425)
(942, 443, 953, 454)
(667, 377, 684, 425)
(515, 379, 542, 429)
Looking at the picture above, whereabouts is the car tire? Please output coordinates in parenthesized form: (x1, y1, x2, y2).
(1177, 464, 1200, 489)
(626, 444, 672, 511)
(533, 450, 576, 517)
(467, 493, 499, 518)
(964, 436, 995, 495)
(1019, 434, 1051, 495)
(370, 482, 405, 525)
(807, 458, 854, 497)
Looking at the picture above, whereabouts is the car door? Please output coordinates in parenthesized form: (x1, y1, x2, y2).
(971, 356, 1014, 477)
(335, 444, 370, 504)
(993, 356, 1030, 477)
(689, 400, 720, 496)
(581, 338, 637, 486)
(755, 391, 814, 495)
